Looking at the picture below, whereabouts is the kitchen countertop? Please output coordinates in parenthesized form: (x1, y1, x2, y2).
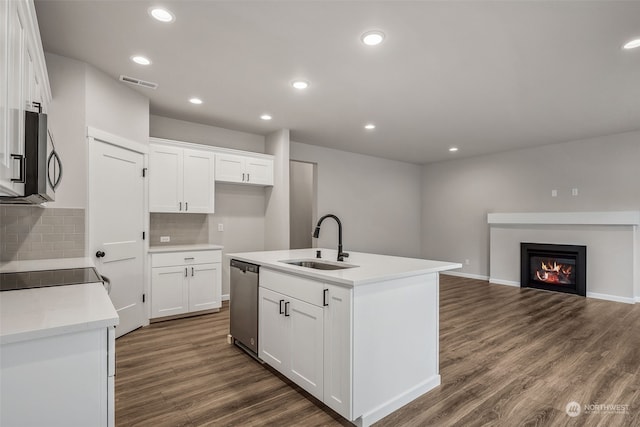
(226, 248, 461, 287)
(148, 244, 224, 253)
(0, 257, 96, 273)
(0, 283, 119, 345)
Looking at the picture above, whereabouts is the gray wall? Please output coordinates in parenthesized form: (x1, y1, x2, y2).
(150, 115, 265, 152)
(264, 129, 290, 250)
(290, 141, 422, 258)
(289, 161, 314, 249)
(421, 130, 640, 277)
(45, 53, 87, 209)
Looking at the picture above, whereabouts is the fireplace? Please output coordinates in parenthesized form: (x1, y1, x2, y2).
(520, 243, 586, 296)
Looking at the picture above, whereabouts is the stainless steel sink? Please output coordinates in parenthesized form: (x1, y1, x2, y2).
(280, 259, 358, 271)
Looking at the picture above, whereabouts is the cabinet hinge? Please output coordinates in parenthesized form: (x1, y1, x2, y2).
(142, 293, 146, 303)
(142, 167, 147, 177)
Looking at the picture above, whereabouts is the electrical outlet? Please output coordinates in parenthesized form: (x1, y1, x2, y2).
(217, 223, 224, 232)
(551, 189, 558, 197)
(572, 188, 579, 196)
(160, 236, 170, 243)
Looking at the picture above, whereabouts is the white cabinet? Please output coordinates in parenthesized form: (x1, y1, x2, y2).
(259, 269, 351, 412)
(215, 153, 273, 186)
(1, 326, 115, 427)
(149, 144, 215, 213)
(0, 0, 50, 197)
(323, 284, 352, 419)
(150, 250, 222, 319)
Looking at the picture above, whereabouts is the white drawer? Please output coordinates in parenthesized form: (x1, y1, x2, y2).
(260, 268, 324, 307)
(152, 250, 221, 267)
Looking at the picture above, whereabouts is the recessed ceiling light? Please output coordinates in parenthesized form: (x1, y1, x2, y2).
(260, 114, 272, 121)
(364, 124, 376, 130)
(149, 7, 175, 23)
(131, 55, 151, 65)
(189, 98, 203, 105)
(449, 147, 459, 152)
(623, 39, 640, 49)
(361, 30, 385, 46)
(291, 80, 309, 90)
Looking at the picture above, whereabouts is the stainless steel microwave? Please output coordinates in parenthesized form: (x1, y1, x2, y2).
(0, 109, 62, 204)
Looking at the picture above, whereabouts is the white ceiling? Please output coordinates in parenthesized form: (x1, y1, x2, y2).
(34, 1, 640, 164)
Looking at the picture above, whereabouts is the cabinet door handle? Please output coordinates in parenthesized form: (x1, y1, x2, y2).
(184, 268, 188, 277)
(179, 202, 182, 211)
(185, 202, 188, 211)
(279, 299, 285, 314)
(284, 301, 290, 317)
(191, 267, 194, 276)
(242, 173, 245, 182)
(10, 154, 25, 183)
(323, 289, 329, 306)
(247, 173, 250, 182)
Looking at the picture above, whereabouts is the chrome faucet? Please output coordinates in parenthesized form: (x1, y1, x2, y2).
(313, 214, 349, 261)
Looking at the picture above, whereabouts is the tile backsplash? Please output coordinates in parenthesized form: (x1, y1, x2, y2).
(150, 213, 209, 246)
(0, 206, 85, 262)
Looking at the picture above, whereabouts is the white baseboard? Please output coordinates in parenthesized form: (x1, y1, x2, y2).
(222, 294, 229, 302)
(587, 292, 635, 304)
(489, 278, 520, 287)
(441, 271, 489, 281)
(635, 296, 640, 304)
(354, 375, 441, 427)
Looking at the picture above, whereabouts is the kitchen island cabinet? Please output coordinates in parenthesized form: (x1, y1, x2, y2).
(0, 282, 118, 427)
(229, 248, 461, 427)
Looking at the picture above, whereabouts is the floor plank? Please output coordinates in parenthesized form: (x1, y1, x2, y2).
(115, 275, 640, 426)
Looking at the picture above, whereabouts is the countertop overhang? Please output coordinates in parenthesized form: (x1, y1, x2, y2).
(227, 248, 461, 287)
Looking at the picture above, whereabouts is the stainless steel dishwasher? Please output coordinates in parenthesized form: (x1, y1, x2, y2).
(229, 259, 260, 357)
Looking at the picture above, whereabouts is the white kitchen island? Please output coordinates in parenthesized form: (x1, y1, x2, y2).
(0, 259, 119, 427)
(227, 248, 461, 427)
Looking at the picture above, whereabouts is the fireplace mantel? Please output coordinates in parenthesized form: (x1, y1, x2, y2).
(487, 211, 640, 226)
(488, 211, 639, 304)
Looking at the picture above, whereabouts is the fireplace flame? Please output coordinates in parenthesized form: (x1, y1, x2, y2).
(535, 259, 574, 285)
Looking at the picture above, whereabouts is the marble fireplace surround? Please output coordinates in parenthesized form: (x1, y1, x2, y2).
(488, 211, 640, 304)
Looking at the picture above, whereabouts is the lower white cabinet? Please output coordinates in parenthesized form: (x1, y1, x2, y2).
(259, 287, 324, 400)
(0, 326, 115, 427)
(259, 269, 352, 418)
(151, 250, 222, 319)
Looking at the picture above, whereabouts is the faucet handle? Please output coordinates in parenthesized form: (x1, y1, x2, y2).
(338, 252, 349, 261)
(342, 252, 349, 258)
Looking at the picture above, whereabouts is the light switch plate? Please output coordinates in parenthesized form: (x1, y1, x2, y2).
(218, 224, 224, 232)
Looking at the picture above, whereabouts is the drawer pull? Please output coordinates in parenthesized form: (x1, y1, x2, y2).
(279, 299, 285, 314)
(284, 301, 290, 317)
(184, 257, 195, 260)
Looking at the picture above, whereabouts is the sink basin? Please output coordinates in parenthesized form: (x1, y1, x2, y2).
(280, 259, 358, 271)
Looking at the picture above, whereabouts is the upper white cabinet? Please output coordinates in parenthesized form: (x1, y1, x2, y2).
(149, 144, 215, 213)
(215, 153, 273, 186)
(0, 0, 51, 197)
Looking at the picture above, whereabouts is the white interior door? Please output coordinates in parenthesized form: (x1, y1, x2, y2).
(90, 138, 146, 337)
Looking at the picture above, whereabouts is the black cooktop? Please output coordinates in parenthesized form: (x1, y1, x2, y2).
(0, 267, 102, 292)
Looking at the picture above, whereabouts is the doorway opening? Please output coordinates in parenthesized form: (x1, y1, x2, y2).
(289, 160, 317, 249)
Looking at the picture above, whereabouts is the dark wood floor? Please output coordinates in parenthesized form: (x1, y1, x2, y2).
(115, 275, 640, 426)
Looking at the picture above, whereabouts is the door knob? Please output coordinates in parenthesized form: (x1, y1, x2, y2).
(96, 250, 106, 258)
